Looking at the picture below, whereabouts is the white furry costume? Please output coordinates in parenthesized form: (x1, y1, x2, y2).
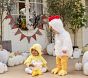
(49, 16, 73, 57)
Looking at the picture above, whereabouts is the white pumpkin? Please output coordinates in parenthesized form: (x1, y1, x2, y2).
(8, 56, 15, 66)
(47, 43, 54, 56)
(83, 62, 88, 75)
(75, 62, 82, 71)
(14, 55, 24, 65)
(73, 48, 81, 58)
(8, 54, 25, 66)
(82, 51, 88, 65)
(0, 49, 10, 64)
(21, 52, 29, 60)
(0, 62, 8, 73)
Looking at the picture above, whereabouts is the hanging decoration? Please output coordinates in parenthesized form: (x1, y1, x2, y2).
(4, 14, 47, 43)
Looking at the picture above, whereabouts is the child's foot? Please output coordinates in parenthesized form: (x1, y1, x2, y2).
(37, 69, 42, 75)
(32, 70, 38, 76)
(51, 68, 60, 74)
(32, 69, 42, 76)
(58, 70, 67, 76)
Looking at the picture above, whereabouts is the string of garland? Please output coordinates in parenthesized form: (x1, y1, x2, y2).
(4, 14, 46, 43)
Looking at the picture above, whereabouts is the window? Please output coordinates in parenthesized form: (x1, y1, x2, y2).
(11, 0, 43, 16)
(10, 0, 43, 30)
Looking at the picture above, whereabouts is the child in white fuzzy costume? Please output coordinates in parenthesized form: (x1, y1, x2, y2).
(24, 44, 48, 76)
(48, 15, 73, 76)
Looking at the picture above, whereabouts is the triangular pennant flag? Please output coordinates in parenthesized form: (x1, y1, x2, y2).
(38, 24, 44, 30)
(20, 34, 26, 41)
(27, 36, 31, 43)
(9, 18, 14, 25)
(12, 24, 18, 29)
(5, 15, 12, 19)
(15, 29, 21, 35)
(32, 34, 36, 40)
(36, 29, 42, 35)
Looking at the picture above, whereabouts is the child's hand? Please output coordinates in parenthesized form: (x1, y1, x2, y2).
(62, 50, 67, 54)
(26, 64, 29, 67)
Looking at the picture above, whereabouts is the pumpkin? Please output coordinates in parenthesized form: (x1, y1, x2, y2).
(8, 52, 27, 66)
(82, 51, 88, 65)
(14, 55, 24, 65)
(75, 62, 82, 71)
(47, 43, 54, 56)
(8, 56, 15, 66)
(0, 49, 10, 64)
(73, 48, 81, 58)
(0, 62, 8, 73)
(82, 44, 88, 53)
(83, 62, 88, 75)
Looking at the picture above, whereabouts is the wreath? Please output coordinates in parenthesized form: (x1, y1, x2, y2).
(4, 14, 47, 43)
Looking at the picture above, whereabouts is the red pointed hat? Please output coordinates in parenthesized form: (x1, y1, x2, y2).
(48, 15, 63, 33)
(48, 15, 60, 22)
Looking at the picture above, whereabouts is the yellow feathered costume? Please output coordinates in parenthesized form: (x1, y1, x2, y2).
(24, 44, 47, 76)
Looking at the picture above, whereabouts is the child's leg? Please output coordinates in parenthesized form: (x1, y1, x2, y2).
(25, 67, 32, 74)
(58, 56, 68, 76)
(32, 68, 42, 76)
(56, 56, 61, 70)
(51, 56, 61, 74)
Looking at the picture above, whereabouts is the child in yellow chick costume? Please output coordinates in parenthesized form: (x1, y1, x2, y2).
(48, 15, 73, 76)
(24, 44, 48, 76)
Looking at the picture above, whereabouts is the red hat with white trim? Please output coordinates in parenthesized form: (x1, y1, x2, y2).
(48, 15, 64, 33)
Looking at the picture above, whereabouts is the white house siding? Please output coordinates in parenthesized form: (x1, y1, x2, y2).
(82, 27, 88, 46)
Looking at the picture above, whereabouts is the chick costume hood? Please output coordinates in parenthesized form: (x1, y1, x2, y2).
(49, 15, 73, 57)
(24, 44, 47, 66)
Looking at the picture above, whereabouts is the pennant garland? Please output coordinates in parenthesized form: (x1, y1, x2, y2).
(20, 34, 27, 41)
(36, 29, 42, 35)
(4, 15, 45, 43)
(9, 18, 14, 25)
(38, 24, 44, 30)
(12, 24, 18, 29)
(15, 29, 22, 35)
(5, 15, 13, 19)
(27, 36, 31, 43)
(32, 34, 36, 40)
